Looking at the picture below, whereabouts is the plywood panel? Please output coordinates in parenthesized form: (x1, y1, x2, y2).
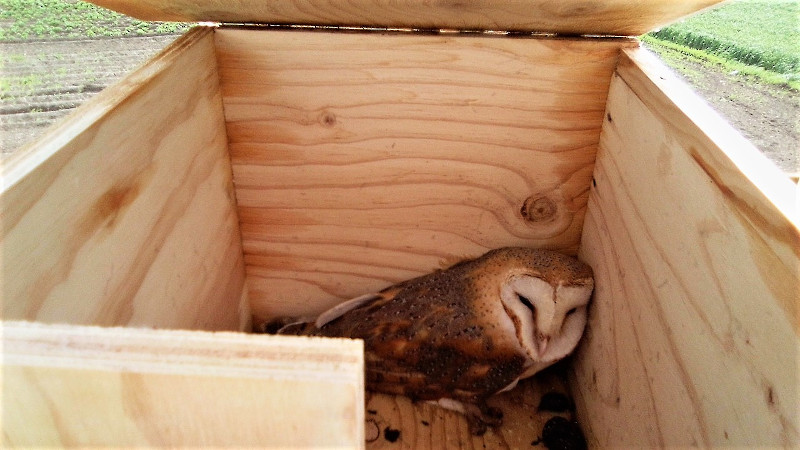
(216, 29, 634, 321)
(88, 0, 725, 36)
(0, 27, 248, 331)
(3, 321, 364, 448)
(573, 47, 799, 447)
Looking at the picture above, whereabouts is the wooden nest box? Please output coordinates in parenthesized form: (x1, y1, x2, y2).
(3, 0, 798, 447)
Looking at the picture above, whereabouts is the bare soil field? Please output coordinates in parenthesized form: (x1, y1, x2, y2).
(644, 42, 799, 174)
(0, 34, 179, 154)
(1, 32, 797, 175)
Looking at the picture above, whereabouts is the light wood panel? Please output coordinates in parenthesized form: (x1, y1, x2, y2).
(88, 0, 725, 36)
(3, 321, 364, 448)
(572, 47, 799, 447)
(0, 27, 248, 330)
(216, 28, 635, 321)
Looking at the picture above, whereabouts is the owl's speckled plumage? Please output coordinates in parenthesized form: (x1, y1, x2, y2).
(275, 247, 594, 434)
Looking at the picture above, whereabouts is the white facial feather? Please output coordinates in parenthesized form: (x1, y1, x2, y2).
(500, 276, 553, 359)
(541, 284, 591, 361)
(502, 276, 592, 379)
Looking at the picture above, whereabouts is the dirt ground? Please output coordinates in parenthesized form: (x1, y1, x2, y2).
(644, 43, 799, 174)
(1, 33, 797, 174)
(1, 34, 180, 154)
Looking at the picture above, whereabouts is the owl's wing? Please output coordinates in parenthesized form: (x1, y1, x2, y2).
(315, 292, 382, 328)
(317, 288, 525, 403)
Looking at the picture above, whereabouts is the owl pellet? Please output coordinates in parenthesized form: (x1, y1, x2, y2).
(542, 416, 587, 450)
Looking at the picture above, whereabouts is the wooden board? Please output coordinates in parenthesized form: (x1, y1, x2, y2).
(3, 321, 364, 448)
(0, 27, 248, 331)
(215, 28, 635, 322)
(572, 47, 800, 447)
(87, 0, 726, 36)
(364, 366, 578, 449)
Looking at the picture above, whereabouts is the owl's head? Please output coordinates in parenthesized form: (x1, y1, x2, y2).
(491, 249, 593, 375)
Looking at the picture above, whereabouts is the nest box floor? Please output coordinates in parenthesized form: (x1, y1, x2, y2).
(363, 365, 578, 449)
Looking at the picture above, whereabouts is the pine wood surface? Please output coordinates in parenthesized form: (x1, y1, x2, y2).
(364, 366, 576, 449)
(88, 0, 725, 36)
(3, 321, 364, 447)
(0, 27, 248, 330)
(3, 19, 792, 448)
(216, 28, 635, 322)
(572, 48, 800, 447)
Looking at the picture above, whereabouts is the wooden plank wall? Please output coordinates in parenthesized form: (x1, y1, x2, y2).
(3, 321, 364, 448)
(0, 27, 248, 331)
(88, 0, 726, 36)
(216, 28, 635, 322)
(573, 47, 800, 447)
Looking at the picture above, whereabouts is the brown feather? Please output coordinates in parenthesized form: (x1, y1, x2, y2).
(275, 247, 593, 433)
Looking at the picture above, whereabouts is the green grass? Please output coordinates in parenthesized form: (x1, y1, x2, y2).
(0, 0, 190, 41)
(0, 72, 42, 98)
(647, 0, 799, 84)
(642, 34, 800, 90)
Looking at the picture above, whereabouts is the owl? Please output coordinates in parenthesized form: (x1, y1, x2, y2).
(273, 247, 594, 434)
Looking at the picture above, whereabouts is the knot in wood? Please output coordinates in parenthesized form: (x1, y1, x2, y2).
(521, 196, 557, 222)
(319, 111, 337, 127)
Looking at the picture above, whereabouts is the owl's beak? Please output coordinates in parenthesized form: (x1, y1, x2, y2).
(538, 336, 550, 356)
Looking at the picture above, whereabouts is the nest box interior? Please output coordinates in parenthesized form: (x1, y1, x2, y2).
(3, 0, 798, 447)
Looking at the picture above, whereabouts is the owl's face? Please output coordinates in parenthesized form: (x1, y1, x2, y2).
(500, 273, 592, 377)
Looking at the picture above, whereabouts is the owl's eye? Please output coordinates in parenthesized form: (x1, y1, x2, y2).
(566, 307, 577, 316)
(517, 294, 534, 311)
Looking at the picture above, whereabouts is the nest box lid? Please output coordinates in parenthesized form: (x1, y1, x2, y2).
(87, 0, 727, 36)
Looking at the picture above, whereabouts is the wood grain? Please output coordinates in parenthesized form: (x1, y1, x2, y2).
(87, 0, 725, 36)
(3, 321, 364, 448)
(364, 366, 575, 449)
(0, 27, 248, 331)
(215, 28, 635, 322)
(572, 47, 800, 447)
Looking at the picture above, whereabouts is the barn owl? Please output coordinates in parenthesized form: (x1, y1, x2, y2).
(274, 247, 594, 434)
